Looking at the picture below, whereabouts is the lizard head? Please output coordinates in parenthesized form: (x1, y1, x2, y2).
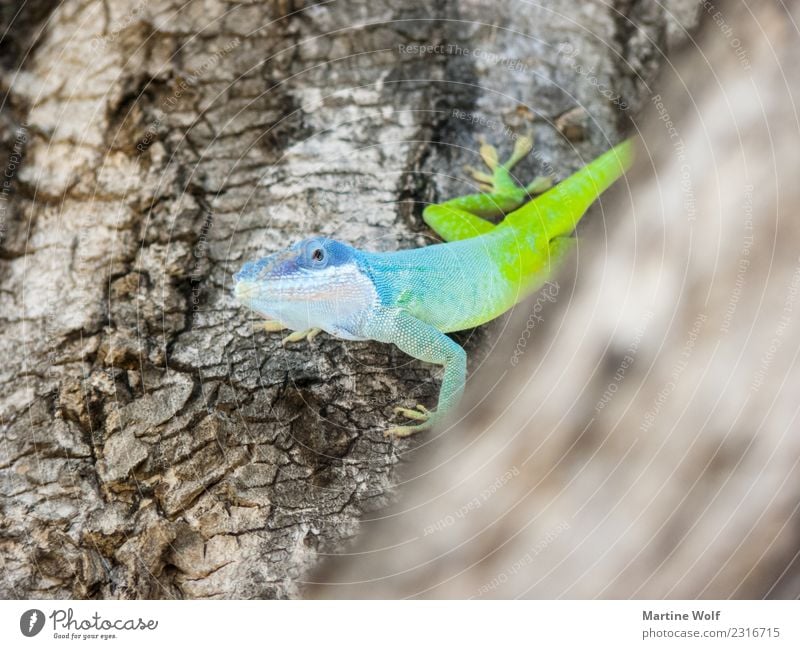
(233, 237, 377, 336)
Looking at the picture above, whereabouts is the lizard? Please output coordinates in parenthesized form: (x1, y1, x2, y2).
(233, 135, 634, 436)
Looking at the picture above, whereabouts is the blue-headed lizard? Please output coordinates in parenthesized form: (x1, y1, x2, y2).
(233, 135, 633, 436)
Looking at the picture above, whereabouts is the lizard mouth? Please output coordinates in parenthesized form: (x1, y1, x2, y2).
(234, 276, 334, 303)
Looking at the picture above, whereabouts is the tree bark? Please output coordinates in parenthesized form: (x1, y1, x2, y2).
(1, 0, 701, 598)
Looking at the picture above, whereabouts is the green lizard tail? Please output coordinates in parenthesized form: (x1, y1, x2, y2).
(501, 137, 634, 239)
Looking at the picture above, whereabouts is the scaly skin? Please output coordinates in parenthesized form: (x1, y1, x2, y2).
(233, 136, 634, 436)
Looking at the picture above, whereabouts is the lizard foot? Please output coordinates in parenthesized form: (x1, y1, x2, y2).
(467, 133, 553, 196)
(385, 422, 432, 438)
(281, 327, 322, 345)
(386, 405, 433, 437)
(393, 404, 430, 421)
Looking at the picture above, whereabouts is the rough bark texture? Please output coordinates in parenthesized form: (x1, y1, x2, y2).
(0, 0, 705, 599)
(311, 1, 800, 598)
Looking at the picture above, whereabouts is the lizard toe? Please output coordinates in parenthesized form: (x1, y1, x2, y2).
(393, 405, 431, 422)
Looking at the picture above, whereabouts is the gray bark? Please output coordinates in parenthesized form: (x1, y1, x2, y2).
(1, 0, 702, 598)
(311, 1, 800, 598)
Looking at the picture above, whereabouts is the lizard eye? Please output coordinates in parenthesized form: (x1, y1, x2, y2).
(311, 248, 325, 263)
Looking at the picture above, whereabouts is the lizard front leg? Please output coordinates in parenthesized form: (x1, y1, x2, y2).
(253, 319, 287, 333)
(366, 308, 467, 437)
(253, 320, 321, 345)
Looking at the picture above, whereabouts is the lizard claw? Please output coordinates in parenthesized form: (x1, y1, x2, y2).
(478, 139, 500, 171)
(386, 404, 434, 437)
(393, 404, 430, 421)
(281, 327, 322, 345)
(505, 133, 533, 169)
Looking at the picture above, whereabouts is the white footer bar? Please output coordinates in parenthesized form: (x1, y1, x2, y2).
(1, 600, 796, 648)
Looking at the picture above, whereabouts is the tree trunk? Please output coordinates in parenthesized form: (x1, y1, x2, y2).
(1, 0, 700, 598)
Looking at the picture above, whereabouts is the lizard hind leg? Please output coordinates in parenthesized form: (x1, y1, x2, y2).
(254, 319, 287, 333)
(422, 203, 496, 242)
(422, 133, 553, 243)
